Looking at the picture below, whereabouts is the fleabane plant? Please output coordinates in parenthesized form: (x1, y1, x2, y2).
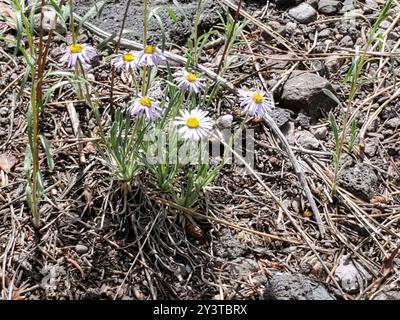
(54, 0, 262, 212)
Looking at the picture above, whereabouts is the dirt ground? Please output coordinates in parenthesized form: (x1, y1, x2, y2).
(0, 0, 400, 300)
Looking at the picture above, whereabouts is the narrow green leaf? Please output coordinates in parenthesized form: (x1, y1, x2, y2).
(348, 119, 358, 152)
(39, 134, 55, 171)
(329, 111, 339, 151)
(166, 7, 177, 23)
(322, 88, 341, 106)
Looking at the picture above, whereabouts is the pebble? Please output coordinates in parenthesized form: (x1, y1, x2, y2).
(318, 0, 342, 15)
(0, 107, 8, 116)
(339, 35, 354, 47)
(75, 244, 89, 255)
(364, 0, 379, 13)
(34, 9, 66, 34)
(216, 114, 234, 128)
(285, 21, 298, 34)
(364, 137, 379, 157)
(295, 130, 320, 149)
(340, 0, 355, 13)
(319, 28, 331, 37)
(313, 126, 328, 139)
(288, 3, 318, 24)
(386, 118, 400, 129)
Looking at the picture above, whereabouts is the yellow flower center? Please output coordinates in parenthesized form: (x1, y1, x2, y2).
(144, 45, 155, 54)
(122, 52, 135, 62)
(251, 92, 263, 104)
(185, 73, 197, 83)
(186, 116, 200, 129)
(69, 43, 82, 54)
(139, 96, 152, 107)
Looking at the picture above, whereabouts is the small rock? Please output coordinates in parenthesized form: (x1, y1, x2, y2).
(339, 35, 354, 47)
(266, 21, 286, 37)
(0, 107, 8, 116)
(269, 107, 292, 128)
(319, 28, 332, 37)
(295, 130, 320, 149)
(379, 20, 391, 30)
(340, 0, 355, 13)
(296, 112, 312, 127)
(288, 3, 318, 24)
(364, 137, 379, 157)
(263, 272, 335, 300)
(34, 9, 66, 34)
(279, 71, 338, 120)
(386, 117, 400, 129)
(75, 244, 89, 255)
(312, 60, 328, 77)
(363, 0, 378, 13)
(217, 114, 233, 128)
(318, 0, 342, 14)
(338, 158, 379, 200)
(285, 21, 298, 34)
(325, 56, 343, 74)
(313, 126, 328, 139)
(213, 230, 247, 259)
(334, 255, 372, 293)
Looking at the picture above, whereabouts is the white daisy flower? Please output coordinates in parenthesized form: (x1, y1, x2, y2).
(174, 69, 205, 93)
(174, 108, 214, 141)
(112, 51, 138, 73)
(239, 90, 272, 117)
(128, 96, 160, 121)
(136, 45, 166, 67)
(60, 43, 97, 69)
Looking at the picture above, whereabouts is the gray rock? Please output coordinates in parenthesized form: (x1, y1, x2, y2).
(75, 244, 89, 255)
(285, 21, 298, 34)
(386, 117, 400, 129)
(34, 9, 66, 34)
(379, 20, 391, 30)
(217, 114, 234, 128)
(334, 255, 372, 293)
(288, 3, 318, 24)
(364, 0, 378, 13)
(364, 137, 379, 157)
(338, 159, 379, 200)
(74, 0, 222, 45)
(279, 71, 338, 120)
(325, 56, 343, 74)
(319, 28, 332, 37)
(267, 21, 286, 37)
(269, 107, 292, 127)
(340, 0, 355, 13)
(313, 126, 328, 139)
(339, 35, 354, 47)
(263, 272, 335, 300)
(213, 230, 247, 259)
(295, 130, 320, 149)
(318, 0, 342, 14)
